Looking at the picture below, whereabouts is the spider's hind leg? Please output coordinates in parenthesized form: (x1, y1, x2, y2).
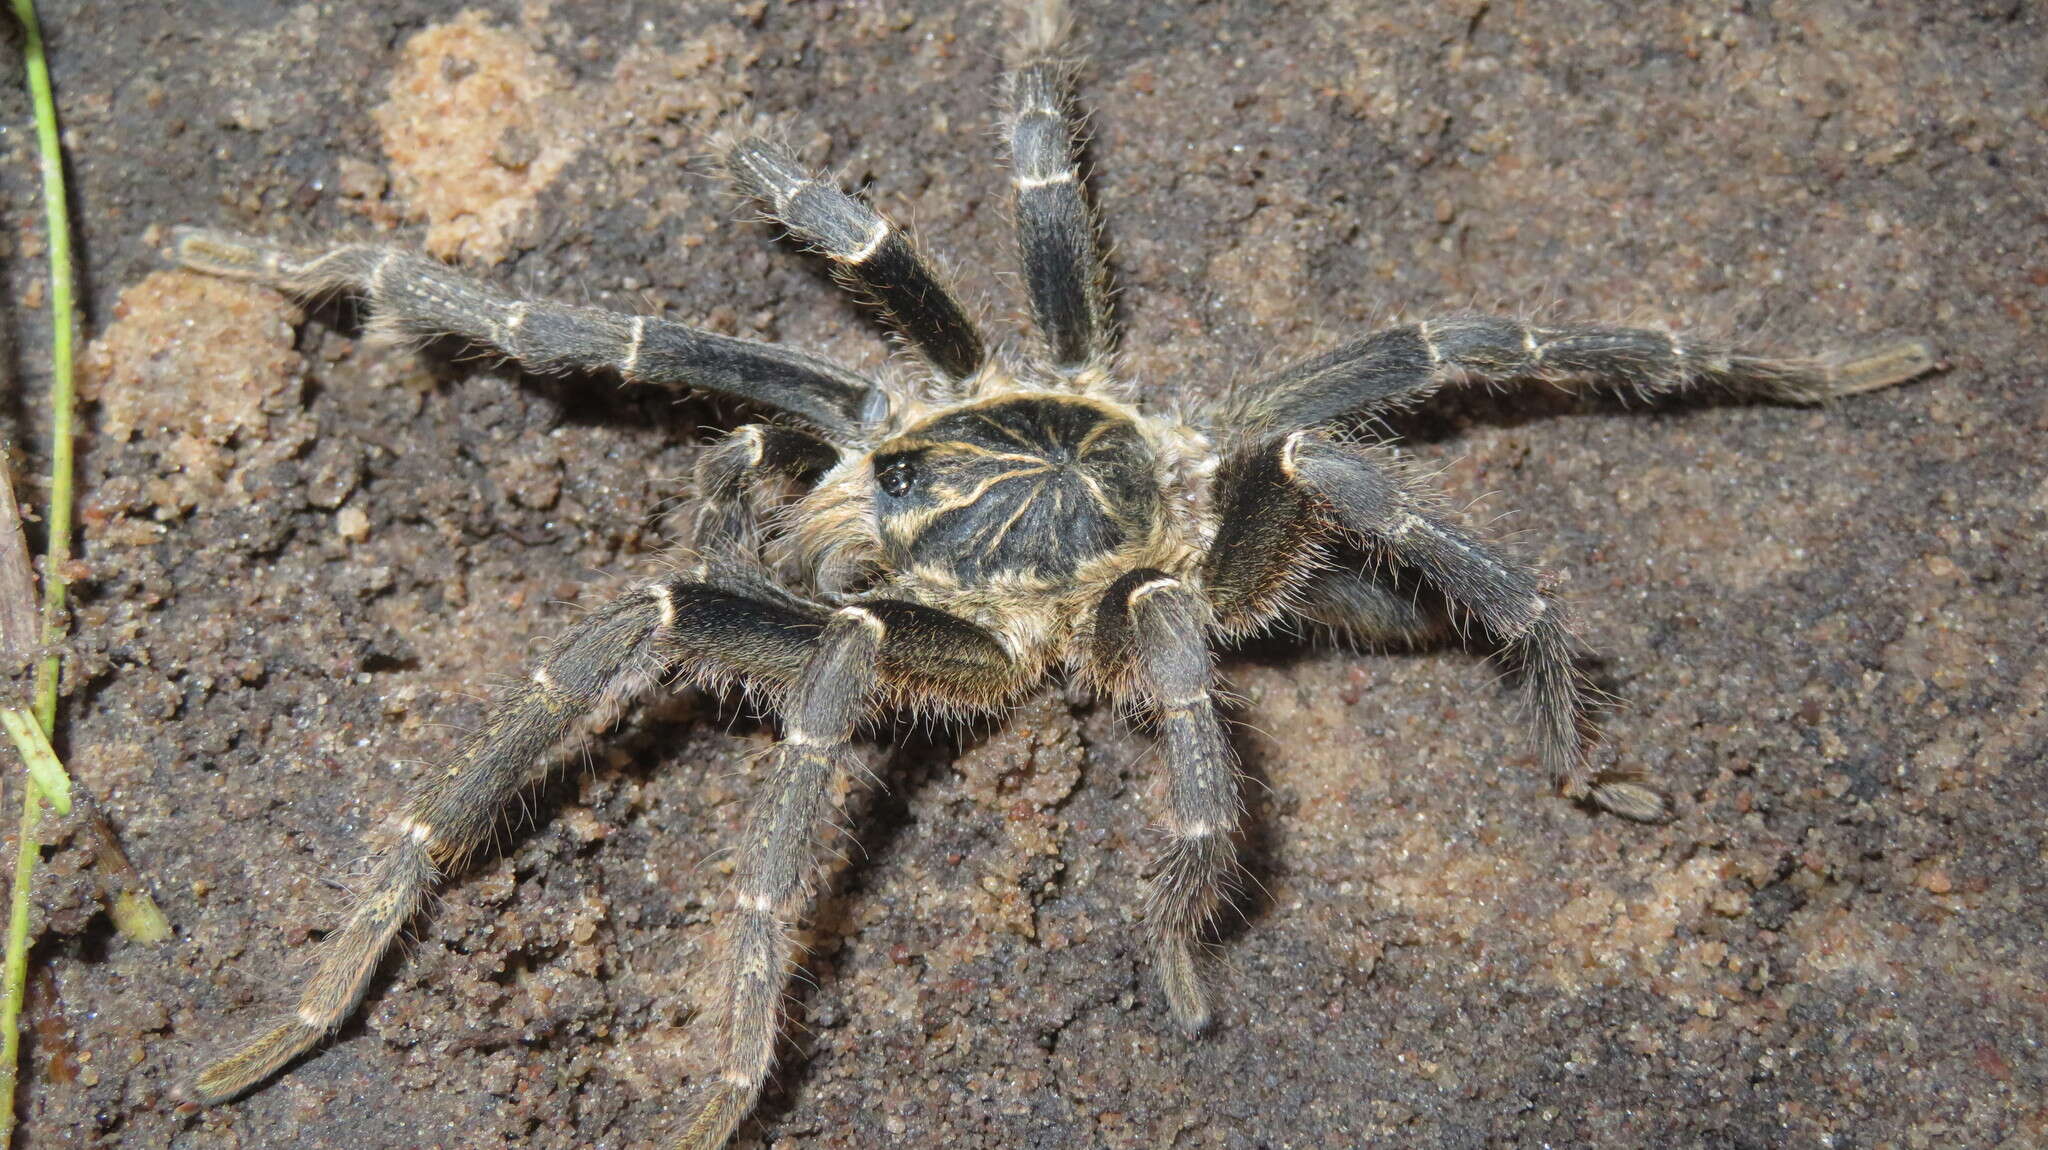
(1283, 432, 1672, 823)
(183, 566, 892, 1108)
(679, 610, 878, 1150)
(1198, 432, 1670, 823)
(1294, 563, 1446, 649)
(1092, 570, 1243, 1034)
(182, 580, 692, 1105)
(679, 600, 1025, 1149)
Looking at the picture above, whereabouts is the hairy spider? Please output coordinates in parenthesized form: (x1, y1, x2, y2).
(169, 7, 1935, 1147)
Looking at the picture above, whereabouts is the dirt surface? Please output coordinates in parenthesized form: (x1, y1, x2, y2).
(1, 1, 2043, 1147)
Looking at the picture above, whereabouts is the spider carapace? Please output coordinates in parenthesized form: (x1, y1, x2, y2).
(874, 397, 1158, 585)
(168, 3, 1935, 1146)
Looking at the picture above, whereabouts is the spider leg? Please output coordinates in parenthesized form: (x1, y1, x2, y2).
(182, 576, 840, 1106)
(1092, 570, 1241, 1034)
(1201, 437, 1330, 636)
(1201, 433, 1669, 823)
(721, 135, 987, 384)
(1004, 25, 1112, 378)
(170, 229, 882, 440)
(680, 600, 1023, 1150)
(1293, 562, 1444, 648)
(1202, 449, 1442, 647)
(690, 423, 838, 600)
(1236, 313, 1938, 432)
(1297, 431, 1669, 821)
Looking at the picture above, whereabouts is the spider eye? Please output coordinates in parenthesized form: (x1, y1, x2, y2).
(876, 457, 917, 498)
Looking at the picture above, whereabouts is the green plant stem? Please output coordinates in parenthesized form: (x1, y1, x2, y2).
(16, 0, 72, 735)
(3, 0, 74, 1141)
(0, 783, 37, 1148)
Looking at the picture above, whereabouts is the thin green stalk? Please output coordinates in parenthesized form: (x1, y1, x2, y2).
(2, 0, 75, 1140)
(15, 0, 71, 735)
(0, 785, 35, 1149)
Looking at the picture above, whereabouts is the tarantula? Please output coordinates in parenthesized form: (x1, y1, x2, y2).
(170, 9, 1935, 1147)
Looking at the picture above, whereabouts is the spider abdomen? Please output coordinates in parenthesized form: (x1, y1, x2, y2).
(875, 396, 1157, 586)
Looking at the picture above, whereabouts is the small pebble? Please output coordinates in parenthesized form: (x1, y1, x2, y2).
(335, 505, 371, 542)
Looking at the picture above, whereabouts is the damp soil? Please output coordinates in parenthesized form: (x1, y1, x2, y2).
(1, 2, 2044, 1147)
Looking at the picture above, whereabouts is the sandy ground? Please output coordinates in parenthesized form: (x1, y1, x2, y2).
(0, 1, 2043, 1146)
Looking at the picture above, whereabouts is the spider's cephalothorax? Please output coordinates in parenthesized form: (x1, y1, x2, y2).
(169, 5, 1936, 1147)
(874, 395, 1159, 586)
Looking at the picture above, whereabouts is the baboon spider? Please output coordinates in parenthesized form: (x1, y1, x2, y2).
(171, 7, 1936, 1147)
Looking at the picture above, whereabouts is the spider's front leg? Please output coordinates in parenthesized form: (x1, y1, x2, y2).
(1004, 21, 1115, 379)
(181, 573, 842, 1104)
(1202, 433, 1669, 823)
(1091, 571, 1242, 1034)
(170, 228, 884, 438)
(720, 135, 988, 385)
(680, 600, 1025, 1150)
